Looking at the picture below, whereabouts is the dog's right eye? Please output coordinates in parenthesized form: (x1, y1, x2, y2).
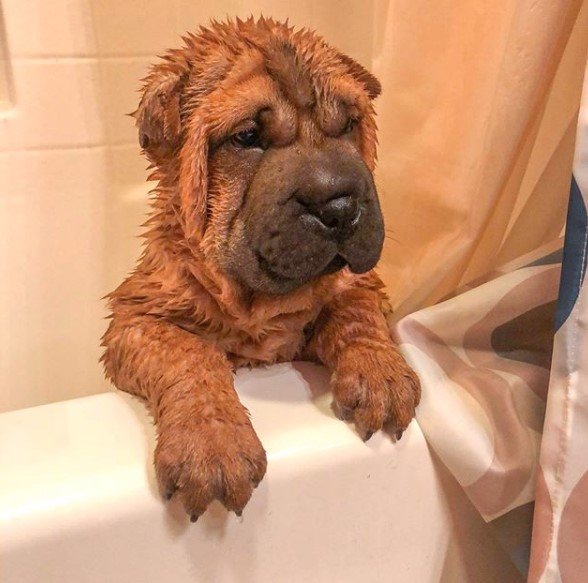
(231, 128, 262, 149)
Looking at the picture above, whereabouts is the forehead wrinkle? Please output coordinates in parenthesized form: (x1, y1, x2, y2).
(183, 47, 267, 113)
(312, 77, 370, 134)
(297, 112, 324, 146)
(328, 75, 370, 110)
(202, 74, 292, 140)
(259, 101, 297, 146)
(219, 48, 266, 90)
(262, 44, 314, 109)
(310, 84, 352, 134)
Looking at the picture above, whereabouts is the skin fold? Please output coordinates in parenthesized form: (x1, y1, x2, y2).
(101, 17, 420, 521)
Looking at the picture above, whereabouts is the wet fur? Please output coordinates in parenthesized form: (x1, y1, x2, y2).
(102, 17, 420, 519)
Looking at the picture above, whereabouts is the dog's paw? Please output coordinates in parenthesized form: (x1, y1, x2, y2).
(154, 418, 267, 521)
(331, 344, 421, 440)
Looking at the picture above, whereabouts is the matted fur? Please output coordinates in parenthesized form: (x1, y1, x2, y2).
(102, 17, 420, 520)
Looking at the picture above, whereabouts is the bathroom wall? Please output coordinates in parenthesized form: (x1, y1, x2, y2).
(0, 0, 376, 412)
(0, 7, 12, 109)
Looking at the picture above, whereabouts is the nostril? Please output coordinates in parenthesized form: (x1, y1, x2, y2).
(316, 209, 342, 229)
(315, 195, 359, 230)
(318, 209, 341, 230)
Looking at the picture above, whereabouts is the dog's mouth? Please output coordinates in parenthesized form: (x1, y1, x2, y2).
(256, 251, 348, 284)
(255, 251, 295, 283)
(321, 253, 348, 275)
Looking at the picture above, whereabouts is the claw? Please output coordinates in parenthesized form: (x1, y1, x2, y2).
(190, 514, 199, 523)
(333, 403, 350, 421)
(363, 430, 374, 442)
(164, 489, 175, 501)
(395, 430, 404, 441)
(235, 510, 243, 518)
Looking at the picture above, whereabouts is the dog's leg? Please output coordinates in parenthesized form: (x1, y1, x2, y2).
(102, 316, 267, 519)
(308, 274, 421, 440)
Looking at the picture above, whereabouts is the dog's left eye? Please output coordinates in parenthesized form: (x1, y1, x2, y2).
(231, 128, 262, 149)
(343, 118, 359, 134)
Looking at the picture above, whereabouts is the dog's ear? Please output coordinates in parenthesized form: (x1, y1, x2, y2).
(134, 59, 210, 240)
(133, 67, 187, 154)
(179, 115, 209, 239)
(338, 53, 382, 100)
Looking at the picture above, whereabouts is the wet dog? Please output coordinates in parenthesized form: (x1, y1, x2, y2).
(102, 17, 420, 521)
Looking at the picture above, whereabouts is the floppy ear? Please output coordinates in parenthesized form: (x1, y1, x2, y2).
(178, 115, 209, 239)
(338, 53, 382, 100)
(133, 62, 209, 240)
(133, 67, 186, 154)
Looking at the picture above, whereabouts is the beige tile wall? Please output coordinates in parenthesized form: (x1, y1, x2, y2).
(0, 6, 12, 109)
(0, 0, 375, 412)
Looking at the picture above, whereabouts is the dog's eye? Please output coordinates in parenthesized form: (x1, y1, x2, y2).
(231, 128, 262, 149)
(343, 118, 359, 134)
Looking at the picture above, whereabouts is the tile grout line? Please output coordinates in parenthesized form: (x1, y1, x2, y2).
(0, 143, 108, 154)
(10, 55, 158, 63)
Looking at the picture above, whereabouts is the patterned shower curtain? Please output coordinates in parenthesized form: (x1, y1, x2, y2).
(527, 178, 588, 582)
(372, 1, 588, 580)
(394, 241, 560, 576)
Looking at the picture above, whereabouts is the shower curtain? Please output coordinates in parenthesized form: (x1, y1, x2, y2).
(372, 0, 588, 580)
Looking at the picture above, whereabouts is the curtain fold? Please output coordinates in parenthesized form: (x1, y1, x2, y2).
(374, 0, 587, 318)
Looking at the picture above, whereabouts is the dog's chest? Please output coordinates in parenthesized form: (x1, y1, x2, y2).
(179, 268, 353, 368)
(219, 307, 320, 368)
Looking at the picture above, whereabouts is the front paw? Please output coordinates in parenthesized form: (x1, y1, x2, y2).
(154, 417, 267, 521)
(331, 345, 421, 440)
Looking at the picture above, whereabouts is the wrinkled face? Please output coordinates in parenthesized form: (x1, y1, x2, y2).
(206, 106, 384, 295)
(138, 25, 385, 295)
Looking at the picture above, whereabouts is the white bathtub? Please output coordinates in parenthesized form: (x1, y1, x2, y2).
(0, 362, 521, 583)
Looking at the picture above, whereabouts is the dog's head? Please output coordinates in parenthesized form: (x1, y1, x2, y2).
(135, 17, 384, 294)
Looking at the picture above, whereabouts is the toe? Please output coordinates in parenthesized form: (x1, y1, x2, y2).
(155, 452, 183, 503)
(387, 389, 416, 431)
(180, 470, 218, 520)
(221, 473, 255, 515)
(353, 395, 387, 439)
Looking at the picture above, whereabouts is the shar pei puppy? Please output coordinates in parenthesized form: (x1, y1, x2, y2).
(102, 16, 420, 521)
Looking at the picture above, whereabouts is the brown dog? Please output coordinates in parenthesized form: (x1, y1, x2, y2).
(102, 17, 420, 521)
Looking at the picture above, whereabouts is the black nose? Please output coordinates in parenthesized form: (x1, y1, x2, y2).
(291, 148, 367, 240)
(306, 195, 360, 238)
(297, 186, 362, 240)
